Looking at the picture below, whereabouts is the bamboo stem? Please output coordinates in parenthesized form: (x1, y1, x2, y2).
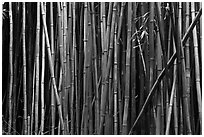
(22, 2, 28, 135)
(122, 2, 132, 135)
(8, 2, 13, 135)
(40, 2, 46, 135)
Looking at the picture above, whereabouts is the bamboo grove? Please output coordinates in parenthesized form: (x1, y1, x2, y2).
(2, 2, 202, 135)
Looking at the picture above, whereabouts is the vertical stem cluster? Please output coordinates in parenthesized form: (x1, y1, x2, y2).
(2, 2, 202, 135)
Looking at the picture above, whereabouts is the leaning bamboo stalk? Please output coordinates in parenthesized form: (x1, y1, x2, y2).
(122, 2, 132, 135)
(171, 21, 179, 135)
(40, 2, 64, 134)
(117, 3, 125, 134)
(129, 52, 177, 135)
(191, 2, 202, 130)
(132, 31, 146, 76)
(40, 2, 46, 135)
(8, 2, 13, 135)
(30, 64, 35, 135)
(50, 2, 56, 135)
(165, 59, 177, 135)
(182, 8, 202, 44)
(22, 2, 28, 135)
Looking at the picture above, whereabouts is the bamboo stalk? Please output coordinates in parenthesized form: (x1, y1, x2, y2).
(22, 2, 28, 135)
(35, 3, 40, 135)
(50, 2, 56, 135)
(165, 59, 177, 135)
(149, 3, 155, 134)
(71, 2, 76, 135)
(122, 2, 132, 135)
(185, 2, 191, 114)
(113, 21, 118, 135)
(40, 3, 46, 135)
(155, 27, 163, 135)
(83, 2, 88, 134)
(30, 64, 35, 135)
(90, 3, 100, 134)
(130, 3, 137, 132)
(8, 2, 13, 135)
(12, 3, 21, 134)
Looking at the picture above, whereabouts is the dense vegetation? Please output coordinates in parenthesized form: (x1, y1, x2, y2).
(2, 2, 202, 135)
